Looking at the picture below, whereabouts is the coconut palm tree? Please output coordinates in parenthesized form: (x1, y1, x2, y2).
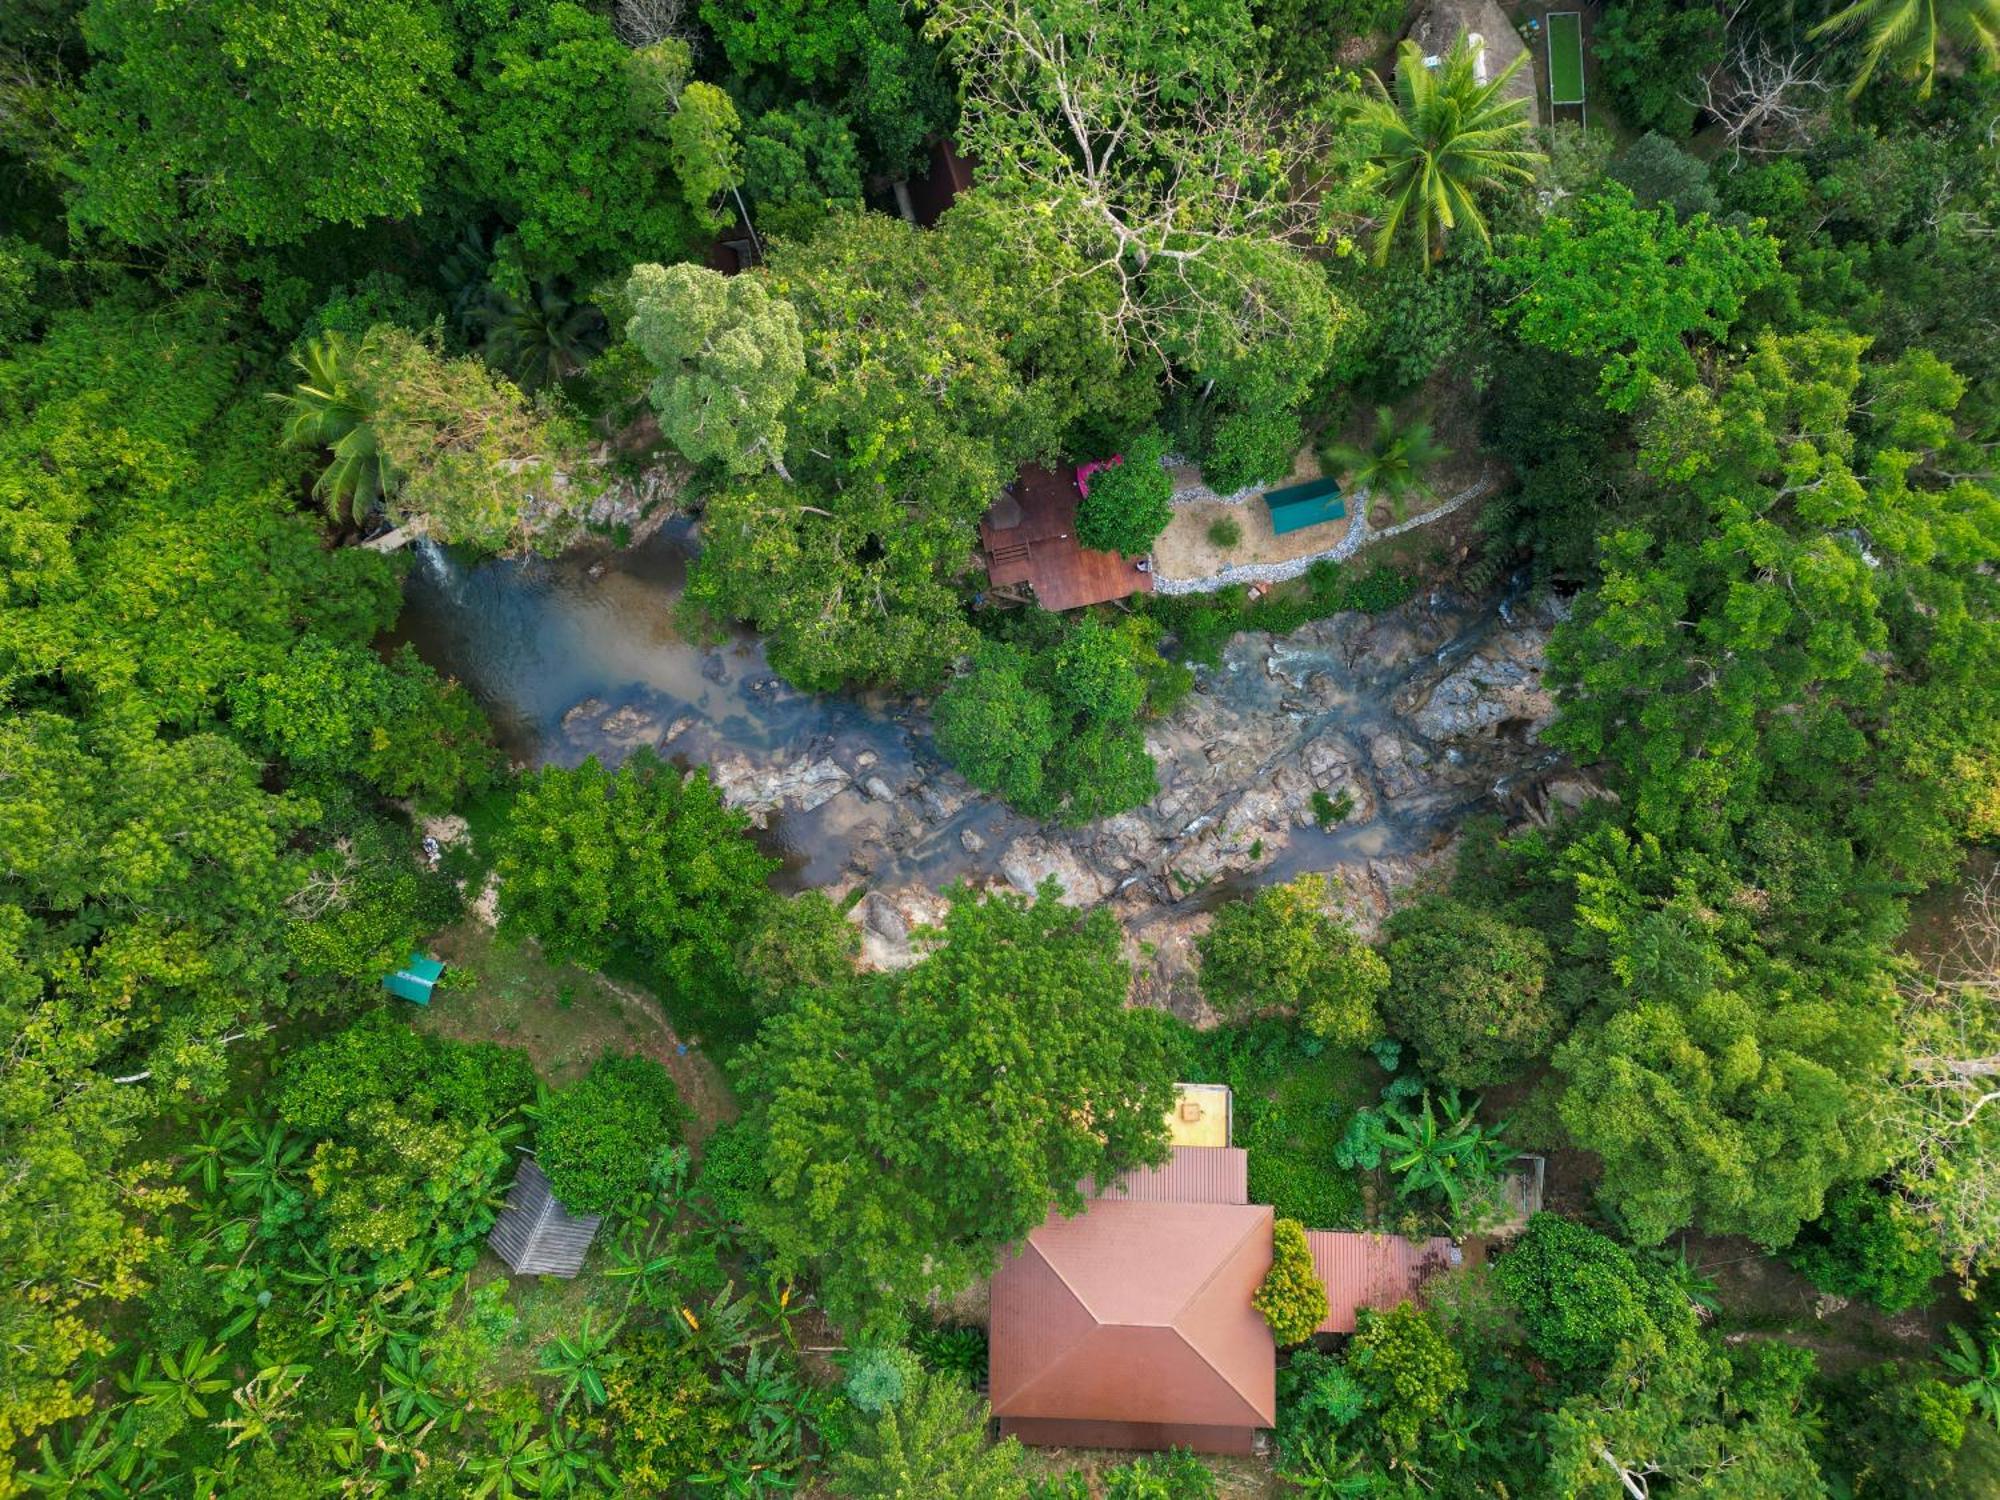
(1324, 407, 1451, 518)
(1351, 33, 1544, 266)
(1811, 0, 2000, 98)
(269, 333, 390, 527)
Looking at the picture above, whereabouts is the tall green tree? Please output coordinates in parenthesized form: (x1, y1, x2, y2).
(496, 750, 777, 997)
(625, 263, 805, 478)
(1198, 875, 1387, 1043)
(72, 0, 459, 246)
(1349, 34, 1543, 265)
(830, 1370, 1028, 1498)
(1495, 185, 1783, 411)
(736, 887, 1177, 1327)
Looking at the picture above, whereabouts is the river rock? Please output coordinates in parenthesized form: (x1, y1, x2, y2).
(851, 885, 953, 970)
(709, 754, 851, 818)
(599, 704, 664, 747)
(863, 775, 898, 803)
(960, 827, 987, 854)
(999, 836, 1110, 907)
(1367, 731, 1435, 800)
(561, 697, 607, 734)
(700, 653, 729, 684)
(918, 779, 968, 823)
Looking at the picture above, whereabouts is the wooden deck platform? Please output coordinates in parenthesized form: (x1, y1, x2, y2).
(979, 465, 1155, 612)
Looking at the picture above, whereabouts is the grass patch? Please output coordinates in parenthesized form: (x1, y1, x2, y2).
(1183, 1019, 1380, 1230)
(1207, 515, 1243, 549)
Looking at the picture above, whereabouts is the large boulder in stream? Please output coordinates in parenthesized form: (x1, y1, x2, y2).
(999, 836, 1112, 907)
(706, 753, 851, 821)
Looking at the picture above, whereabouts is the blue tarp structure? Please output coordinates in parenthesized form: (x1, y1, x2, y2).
(1263, 476, 1346, 536)
(385, 953, 445, 1005)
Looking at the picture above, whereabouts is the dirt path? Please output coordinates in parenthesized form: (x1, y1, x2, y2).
(417, 919, 737, 1144)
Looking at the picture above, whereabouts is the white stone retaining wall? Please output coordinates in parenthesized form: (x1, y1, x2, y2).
(1150, 478, 1492, 596)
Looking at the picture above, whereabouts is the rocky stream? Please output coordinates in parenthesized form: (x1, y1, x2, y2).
(398, 523, 1599, 1016)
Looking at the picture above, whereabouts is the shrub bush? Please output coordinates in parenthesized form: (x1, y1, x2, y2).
(1381, 897, 1557, 1089)
(1076, 431, 1174, 556)
(1207, 515, 1242, 549)
(1102, 1448, 1218, 1499)
(537, 1053, 690, 1214)
(1198, 875, 1387, 1043)
(1200, 404, 1300, 493)
(1785, 1184, 1944, 1314)
(1494, 1213, 1694, 1376)
(1256, 1218, 1331, 1344)
(1348, 1303, 1466, 1457)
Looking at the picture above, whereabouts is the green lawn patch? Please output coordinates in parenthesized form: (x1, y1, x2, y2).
(1183, 1019, 1381, 1230)
(1547, 12, 1585, 106)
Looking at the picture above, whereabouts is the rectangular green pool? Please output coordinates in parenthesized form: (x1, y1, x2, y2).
(1547, 11, 1585, 106)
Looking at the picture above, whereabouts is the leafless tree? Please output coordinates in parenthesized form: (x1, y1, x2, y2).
(1688, 37, 1831, 160)
(615, 0, 698, 53)
(1885, 868, 2000, 1272)
(923, 0, 1333, 375)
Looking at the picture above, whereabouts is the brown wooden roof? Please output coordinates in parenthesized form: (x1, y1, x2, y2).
(980, 464, 1155, 612)
(990, 1201, 1277, 1438)
(1303, 1230, 1460, 1334)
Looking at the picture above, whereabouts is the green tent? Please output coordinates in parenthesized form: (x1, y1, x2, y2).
(1263, 476, 1345, 536)
(385, 954, 446, 1005)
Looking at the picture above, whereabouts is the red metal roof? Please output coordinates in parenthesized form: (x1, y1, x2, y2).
(991, 1201, 1277, 1435)
(1091, 1146, 1249, 1205)
(1303, 1230, 1460, 1334)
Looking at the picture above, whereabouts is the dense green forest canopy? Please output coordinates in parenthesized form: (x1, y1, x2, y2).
(2, 0, 1999, 1492)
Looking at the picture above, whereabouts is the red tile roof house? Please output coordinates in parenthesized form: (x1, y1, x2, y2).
(989, 1143, 1457, 1456)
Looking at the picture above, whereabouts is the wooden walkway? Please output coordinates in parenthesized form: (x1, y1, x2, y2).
(979, 465, 1155, 612)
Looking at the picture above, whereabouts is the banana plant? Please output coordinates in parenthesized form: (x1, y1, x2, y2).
(222, 1121, 307, 1217)
(177, 1114, 247, 1197)
(466, 1410, 554, 1499)
(604, 1217, 677, 1312)
(118, 1341, 233, 1421)
(540, 1412, 618, 1496)
(19, 1407, 164, 1497)
(1942, 1322, 2000, 1427)
(1376, 1089, 1511, 1209)
(537, 1311, 625, 1413)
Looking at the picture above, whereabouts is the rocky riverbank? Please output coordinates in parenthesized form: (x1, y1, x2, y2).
(553, 587, 1602, 1015)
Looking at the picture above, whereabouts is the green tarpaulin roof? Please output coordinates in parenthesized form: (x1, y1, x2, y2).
(385, 954, 445, 1004)
(1263, 477, 1345, 536)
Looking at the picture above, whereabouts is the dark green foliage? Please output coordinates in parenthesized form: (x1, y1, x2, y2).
(495, 749, 777, 998)
(910, 1324, 989, 1387)
(738, 890, 860, 1017)
(462, 1, 699, 282)
(742, 103, 866, 242)
(1206, 515, 1242, 548)
(693, 1118, 766, 1228)
(1610, 133, 1720, 221)
(229, 638, 498, 806)
(275, 1011, 536, 1136)
(1199, 403, 1301, 492)
(1820, 1360, 1979, 1497)
(1785, 1184, 1944, 1314)
(1595, 0, 1724, 138)
(536, 1054, 689, 1215)
(736, 887, 1179, 1327)
(1494, 1214, 1696, 1377)
(1076, 432, 1174, 555)
(935, 616, 1175, 824)
(1382, 897, 1557, 1089)
(829, 1369, 1027, 1498)
(72, 0, 460, 247)
(1183, 1018, 1376, 1228)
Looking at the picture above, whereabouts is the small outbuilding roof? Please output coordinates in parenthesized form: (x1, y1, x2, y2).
(488, 1157, 603, 1278)
(1303, 1229, 1460, 1334)
(384, 953, 444, 1005)
(1092, 1145, 1249, 1205)
(991, 1200, 1276, 1454)
(1263, 475, 1346, 536)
